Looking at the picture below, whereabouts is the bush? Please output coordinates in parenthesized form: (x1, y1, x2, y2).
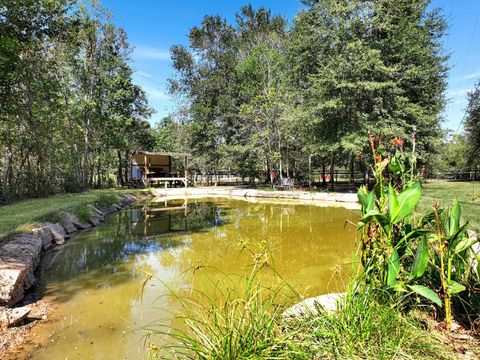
(95, 193, 119, 209)
(63, 173, 84, 193)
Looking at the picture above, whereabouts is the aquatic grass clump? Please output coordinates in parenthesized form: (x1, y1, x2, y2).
(72, 204, 93, 222)
(144, 268, 458, 360)
(287, 285, 457, 360)
(145, 265, 308, 360)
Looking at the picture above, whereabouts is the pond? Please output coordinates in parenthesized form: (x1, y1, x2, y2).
(21, 197, 358, 360)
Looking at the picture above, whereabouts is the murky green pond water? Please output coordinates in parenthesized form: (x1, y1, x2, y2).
(21, 197, 358, 360)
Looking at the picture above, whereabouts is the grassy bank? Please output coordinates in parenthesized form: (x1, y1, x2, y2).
(420, 181, 480, 232)
(147, 271, 463, 360)
(0, 189, 143, 240)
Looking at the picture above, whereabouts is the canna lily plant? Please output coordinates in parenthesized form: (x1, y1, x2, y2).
(357, 133, 479, 330)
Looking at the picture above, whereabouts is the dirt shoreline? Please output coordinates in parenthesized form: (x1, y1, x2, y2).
(0, 286, 52, 359)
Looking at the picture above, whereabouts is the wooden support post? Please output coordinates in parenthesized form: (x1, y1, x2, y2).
(184, 156, 188, 188)
(144, 154, 147, 187)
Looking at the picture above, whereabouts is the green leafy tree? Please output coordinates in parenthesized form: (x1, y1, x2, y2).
(464, 81, 480, 168)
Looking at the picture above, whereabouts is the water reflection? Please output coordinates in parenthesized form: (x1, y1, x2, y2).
(41, 199, 224, 287)
(24, 198, 357, 360)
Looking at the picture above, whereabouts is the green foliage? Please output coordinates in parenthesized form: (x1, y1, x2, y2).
(0, 0, 153, 202)
(430, 132, 470, 174)
(357, 136, 480, 330)
(465, 80, 480, 167)
(167, 0, 448, 183)
(290, 286, 456, 359)
(146, 266, 306, 359)
(95, 193, 119, 209)
(0, 189, 135, 241)
(72, 205, 93, 222)
(147, 267, 458, 359)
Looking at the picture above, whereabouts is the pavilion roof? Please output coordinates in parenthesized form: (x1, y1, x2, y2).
(130, 150, 191, 157)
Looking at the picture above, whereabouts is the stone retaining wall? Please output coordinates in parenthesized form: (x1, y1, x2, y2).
(151, 187, 360, 210)
(0, 193, 138, 309)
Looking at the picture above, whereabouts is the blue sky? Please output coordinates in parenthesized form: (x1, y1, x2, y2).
(102, 0, 480, 132)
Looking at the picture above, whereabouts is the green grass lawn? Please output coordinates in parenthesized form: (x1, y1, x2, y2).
(0, 189, 141, 240)
(419, 181, 480, 232)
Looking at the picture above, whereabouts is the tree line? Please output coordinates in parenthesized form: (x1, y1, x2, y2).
(162, 0, 452, 186)
(0, 0, 153, 203)
(2, 0, 479, 203)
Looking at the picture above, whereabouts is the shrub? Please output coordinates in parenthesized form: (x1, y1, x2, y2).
(95, 193, 119, 209)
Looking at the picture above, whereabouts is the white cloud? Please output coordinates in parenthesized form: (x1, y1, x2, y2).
(148, 89, 170, 101)
(140, 84, 171, 101)
(462, 71, 480, 81)
(136, 71, 152, 78)
(134, 45, 170, 60)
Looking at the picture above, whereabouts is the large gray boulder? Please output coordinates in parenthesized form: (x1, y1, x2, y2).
(87, 205, 105, 220)
(32, 225, 53, 250)
(0, 234, 43, 289)
(119, 194, 136, 206)
(0, 233, 42, 306)
(102, 204, 121, 215)
(59, 211, 92, 231)
(112, 203, 122, 210)
(283, 292, 346, 320)
(0, 306, 31, 327)
(58, 212, 77, 233)
(86, 205, 104, 226)
(0, 259, 28, 307)
(42, 222, 67, 244)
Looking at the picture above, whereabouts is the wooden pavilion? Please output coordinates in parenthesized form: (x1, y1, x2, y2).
(129, 151, 191, 188)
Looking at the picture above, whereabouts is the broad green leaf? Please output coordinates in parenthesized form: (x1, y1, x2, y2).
(448, 223, 469, 253)
(388, 183, 399, 223)
(448, 280, 466, 295)
(453, 236, 478, 255)
(408, 285, 442, 307)
(357, 209, 381, 229)
(357, 186, 369, 211)
(410, 236, 429, 279)
(387, 249, 400, 287)
(393, 282, 407, 292)
(394, 229, 428, 250)
(357, 210, 387, 231)
(476, 254, 480, 279)
(449, 200, 461, 237)
(391, 182, 422, 224)
(366, 191, 375, 213)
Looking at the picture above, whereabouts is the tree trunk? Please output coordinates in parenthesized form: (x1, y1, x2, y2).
(350, 154, 355, 185)
(124, 150, 129, 184)
(308, 154, 312, 189)
(117, 150, 123, 186)
(322, 161, 326, 187)
(329, 154, 335, 191)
